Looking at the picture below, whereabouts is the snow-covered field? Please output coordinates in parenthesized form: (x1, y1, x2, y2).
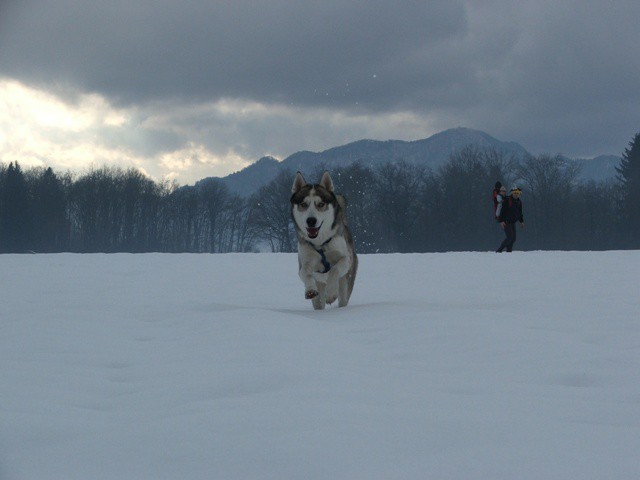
(1, 251, 639, 480)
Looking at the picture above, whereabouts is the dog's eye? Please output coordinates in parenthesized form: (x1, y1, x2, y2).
(298, 202, 308, 209)
(317, 202, 325, 209)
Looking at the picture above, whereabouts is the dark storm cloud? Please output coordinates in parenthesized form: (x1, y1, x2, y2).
(1, 0, 640, 159)
(0, 0, 467, 109)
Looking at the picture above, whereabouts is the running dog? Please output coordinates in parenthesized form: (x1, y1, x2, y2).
(290, 171, 358, 310)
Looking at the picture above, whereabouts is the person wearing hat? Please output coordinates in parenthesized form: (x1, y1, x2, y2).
(496, 186, 525, 252)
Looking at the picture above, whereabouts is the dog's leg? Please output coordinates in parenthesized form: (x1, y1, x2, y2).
(301, 269, 328, 309)
(324, 256, 351, 305)
(325, 273, 338, 304)
(338, 275, 349, 307)
(312, 296, 325, 310)
(311, 272, 328, 309)
(299, 264, 319, 300)
(311, 283, 326, 310)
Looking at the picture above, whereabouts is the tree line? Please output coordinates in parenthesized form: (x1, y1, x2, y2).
(1, 134, 638, 254)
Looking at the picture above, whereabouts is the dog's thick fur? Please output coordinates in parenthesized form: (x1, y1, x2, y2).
(290, 171, 358, 310)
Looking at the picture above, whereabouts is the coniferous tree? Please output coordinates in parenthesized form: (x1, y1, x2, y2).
(0, 162, 32, 252)
(30, 167, 69, 252)
(616, 132, 640, 244)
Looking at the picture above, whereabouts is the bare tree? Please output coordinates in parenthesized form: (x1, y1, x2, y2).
(248, 169, 296, 252)
(517, 154, 580, 249)
(372, 161, 429, 252)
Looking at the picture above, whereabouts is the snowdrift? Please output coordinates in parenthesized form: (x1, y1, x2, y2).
(1, 251, 639, 479)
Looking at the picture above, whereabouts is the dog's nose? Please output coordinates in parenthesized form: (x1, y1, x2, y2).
(306, 217, 317, 227)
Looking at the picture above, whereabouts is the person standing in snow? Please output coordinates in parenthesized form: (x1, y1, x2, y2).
(496, 186, 525, 253)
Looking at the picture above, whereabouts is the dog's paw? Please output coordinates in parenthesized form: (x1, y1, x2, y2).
(305, 289, 319, 299)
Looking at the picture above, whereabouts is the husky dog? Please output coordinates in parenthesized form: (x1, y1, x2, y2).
(291, 171, 358, 310)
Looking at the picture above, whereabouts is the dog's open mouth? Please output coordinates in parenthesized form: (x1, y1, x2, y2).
(306, 224, 322, 239)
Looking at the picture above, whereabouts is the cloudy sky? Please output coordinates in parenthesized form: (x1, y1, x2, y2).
(1, 1, 639, 184)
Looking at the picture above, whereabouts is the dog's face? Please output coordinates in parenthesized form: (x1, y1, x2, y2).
(291, 171, 338, 245)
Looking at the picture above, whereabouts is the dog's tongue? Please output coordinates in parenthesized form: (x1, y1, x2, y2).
(307, 227, 320, 238)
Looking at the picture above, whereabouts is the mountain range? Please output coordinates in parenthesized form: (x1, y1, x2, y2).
(197, 127, 620, 196)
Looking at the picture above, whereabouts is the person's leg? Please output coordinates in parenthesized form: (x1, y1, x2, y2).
(497, 225, 509, 253)
(505, 223, 516, 252)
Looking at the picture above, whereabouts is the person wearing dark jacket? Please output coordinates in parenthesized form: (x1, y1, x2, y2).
(496, 186, 525, 253)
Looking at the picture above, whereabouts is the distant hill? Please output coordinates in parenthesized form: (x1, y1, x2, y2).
(210, 155, 282, 195)
(279, 127, 529, 174)
(196, 127, 619, 196)
(199, 128, 530, 196)
(568, 155, 620, 183)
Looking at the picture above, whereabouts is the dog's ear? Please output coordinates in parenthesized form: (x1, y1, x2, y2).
(292, 171, 306, 194)
(320, 171, 334, 192)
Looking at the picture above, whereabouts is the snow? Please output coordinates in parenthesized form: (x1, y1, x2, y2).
(1, 251, 639, 479)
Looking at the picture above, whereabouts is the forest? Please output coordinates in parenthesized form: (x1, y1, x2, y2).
(0, 137, 638, 254)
